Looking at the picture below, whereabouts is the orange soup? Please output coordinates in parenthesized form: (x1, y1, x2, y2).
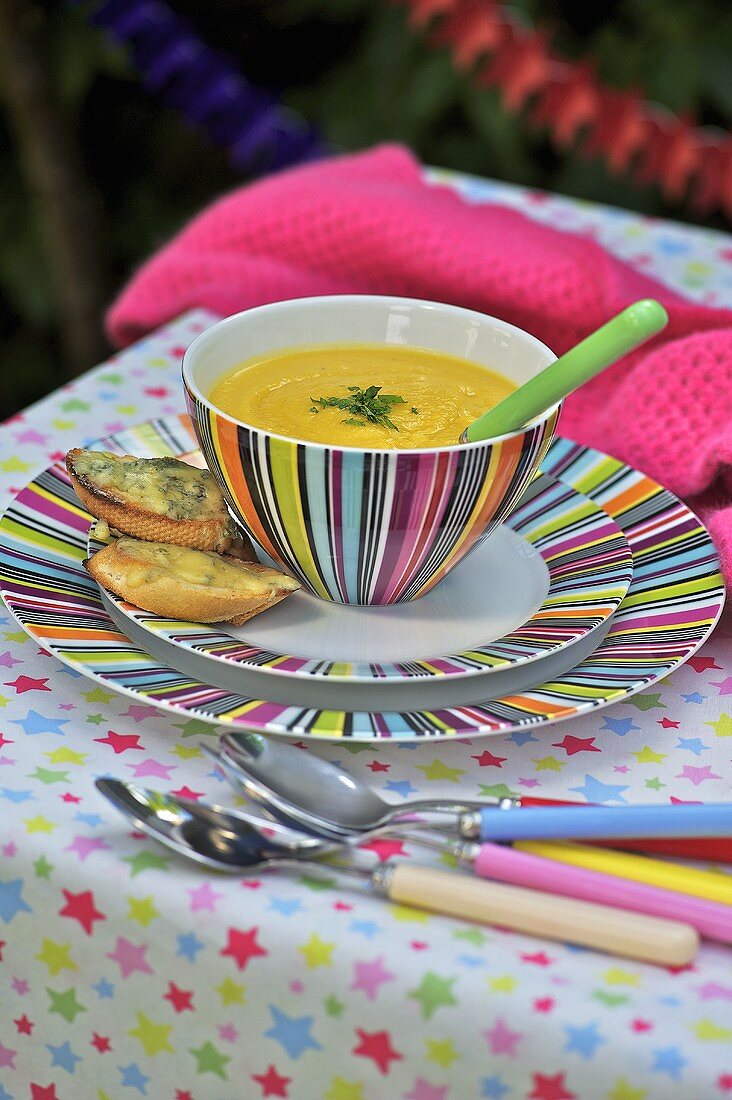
(208, 343, 516, 448)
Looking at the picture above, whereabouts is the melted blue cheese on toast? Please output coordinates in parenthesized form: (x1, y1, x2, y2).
(72, 451, 227, 522)
(115, 538, 300, 593)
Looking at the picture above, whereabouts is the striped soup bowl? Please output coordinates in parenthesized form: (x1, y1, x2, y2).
(183, 296, 560, 605)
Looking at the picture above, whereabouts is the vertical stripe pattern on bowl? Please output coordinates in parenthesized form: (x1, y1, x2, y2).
(186, 388, 559, 604)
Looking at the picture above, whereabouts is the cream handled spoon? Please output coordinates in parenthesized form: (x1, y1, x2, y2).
(462, 298, 669, 442)
(96, 779, 699, 966)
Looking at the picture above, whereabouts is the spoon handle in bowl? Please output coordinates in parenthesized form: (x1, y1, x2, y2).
(381, 864, 697, 966)
(464, 298, 668, 442)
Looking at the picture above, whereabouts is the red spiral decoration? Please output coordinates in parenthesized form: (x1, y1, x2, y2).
(400, 0, 732, 221)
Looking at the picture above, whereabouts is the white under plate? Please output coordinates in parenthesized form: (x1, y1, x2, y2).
(100, 589, 612, 711)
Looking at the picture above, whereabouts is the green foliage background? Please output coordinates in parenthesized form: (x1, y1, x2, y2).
(1, 0, 730, 418)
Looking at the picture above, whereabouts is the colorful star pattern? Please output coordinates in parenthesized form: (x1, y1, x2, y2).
(0, 257, 729, 1100)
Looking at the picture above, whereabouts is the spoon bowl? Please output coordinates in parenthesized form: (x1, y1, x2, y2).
(95, 777, 333, 871)
(215, 732, 514, 837)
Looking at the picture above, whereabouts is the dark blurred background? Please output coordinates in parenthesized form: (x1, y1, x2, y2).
(1, 0, 730, 419)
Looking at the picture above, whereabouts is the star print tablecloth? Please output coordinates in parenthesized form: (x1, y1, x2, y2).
(1, 176, 732, 1100)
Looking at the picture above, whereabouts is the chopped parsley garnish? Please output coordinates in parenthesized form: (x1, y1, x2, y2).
(310, 385, 409, 431)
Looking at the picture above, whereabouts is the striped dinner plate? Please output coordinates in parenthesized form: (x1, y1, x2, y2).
(0, 418, 724, 740)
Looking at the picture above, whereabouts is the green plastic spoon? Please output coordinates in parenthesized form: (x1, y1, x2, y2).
(462, 298, 669, 443)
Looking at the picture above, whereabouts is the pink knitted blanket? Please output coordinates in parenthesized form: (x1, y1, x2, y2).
(108, 145, 732, 586)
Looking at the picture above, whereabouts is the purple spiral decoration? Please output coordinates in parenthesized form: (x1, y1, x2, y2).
(68, 0, 328, 174)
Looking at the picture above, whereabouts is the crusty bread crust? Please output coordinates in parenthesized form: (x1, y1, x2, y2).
(66, 448, 256, 561)
(85, 539, 299, 625)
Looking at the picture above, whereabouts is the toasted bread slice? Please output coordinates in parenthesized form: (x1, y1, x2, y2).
(66, 448, 255, 560)
(86, 537, 300, 625)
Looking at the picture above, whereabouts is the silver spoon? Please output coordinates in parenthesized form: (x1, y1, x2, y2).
(95, 776, 341, 869)
(94, 778, 698, 967)
(215, 736, 731, 847)
(214, 731, 516, 839)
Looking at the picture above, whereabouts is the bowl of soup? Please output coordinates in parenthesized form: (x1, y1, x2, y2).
(182, 295, 559, 604)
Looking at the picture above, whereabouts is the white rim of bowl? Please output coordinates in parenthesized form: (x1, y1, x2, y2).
(181, 294, 561, 455)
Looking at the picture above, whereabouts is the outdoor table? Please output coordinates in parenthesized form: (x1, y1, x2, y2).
(0, 173, 730, 1100)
